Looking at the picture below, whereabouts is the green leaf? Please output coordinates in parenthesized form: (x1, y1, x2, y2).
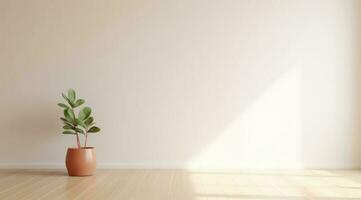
(57, 103, 70, 110)
(84, 117, 94, 126)
(63, 124, 73, 130)
(68, 109, 75, 120)
(74, 127, 84, 134)
(78, 107, 91, 120)
(74, 99, 85, 107)
(63, 109, 72, 122)
(68, 89, 76, 102)
(64, 109, 75, 122)
(62, 93, 75, 108)
(62, 131, 76, 135)
(63, 122, 73, 128)
(60, 117, 70, 123)
(88, 126, 100, 133)
(62, 93, 68, 101)
(75, 118, 86, 129)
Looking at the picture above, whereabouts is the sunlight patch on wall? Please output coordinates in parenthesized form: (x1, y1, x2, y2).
(186, 67, 302, 169)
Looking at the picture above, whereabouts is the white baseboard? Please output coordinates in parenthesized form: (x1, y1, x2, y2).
(0, 163, 64, 169)
(0, 162, 359, 170)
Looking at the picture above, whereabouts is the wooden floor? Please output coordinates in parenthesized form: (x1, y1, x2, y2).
(0, 170, 361, 199)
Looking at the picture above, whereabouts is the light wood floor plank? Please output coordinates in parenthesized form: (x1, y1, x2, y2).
(0, 170, 361, 200)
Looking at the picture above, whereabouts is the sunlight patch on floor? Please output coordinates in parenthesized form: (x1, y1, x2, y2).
(188, 170, 361, 200)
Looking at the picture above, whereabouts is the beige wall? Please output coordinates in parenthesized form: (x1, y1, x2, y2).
(0, 0, 360, 169)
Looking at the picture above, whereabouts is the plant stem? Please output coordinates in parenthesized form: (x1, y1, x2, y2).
(84, 131, 88, 147)
(76, 132, 81, 148)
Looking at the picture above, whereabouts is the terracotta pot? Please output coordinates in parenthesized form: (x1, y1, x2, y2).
(65, 147, 96, 176)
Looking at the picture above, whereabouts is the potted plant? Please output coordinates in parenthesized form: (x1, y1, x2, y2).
(58, 89, 101, 176)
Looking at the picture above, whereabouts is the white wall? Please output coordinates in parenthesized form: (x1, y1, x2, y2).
(0, 0, 359, 169)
